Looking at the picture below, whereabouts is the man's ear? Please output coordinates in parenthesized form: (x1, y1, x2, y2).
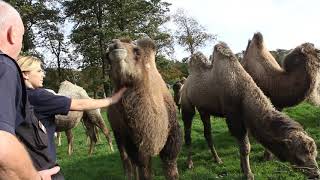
(7, 26, 14, 45)
(7, 26, 17, 45)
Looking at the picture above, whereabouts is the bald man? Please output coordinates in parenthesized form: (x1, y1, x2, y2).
(0, 1, 59, 179)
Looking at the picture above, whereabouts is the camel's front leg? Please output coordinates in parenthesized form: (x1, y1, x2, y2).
(66, 129, 74, 155)
(183, 115, 193, 169)
(238, 134, 254, 180)
(199, 110, 222, 164)
(226, 114, 254, 180)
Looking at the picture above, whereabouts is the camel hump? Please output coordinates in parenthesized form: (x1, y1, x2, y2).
(300, 43, 316, 54)
(188, 51, 211, 69)
(214, 42, 236, 60)
(252, 32, 264, 49)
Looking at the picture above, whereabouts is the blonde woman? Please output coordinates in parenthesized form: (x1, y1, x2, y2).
(18, 56, 126, 178)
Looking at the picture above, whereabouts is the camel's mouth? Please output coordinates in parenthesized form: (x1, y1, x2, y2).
(292, 164, 320, 179)
(109, 48, 127, 62)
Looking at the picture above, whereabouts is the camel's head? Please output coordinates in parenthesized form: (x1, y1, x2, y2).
(213, 42, 237, 62)
(58, 80, 89, 99)
(282, 131, 320, 178)
(172, 81, 183, 94)
(283, 43, 320, 72)
(180, 77, 187, 84)
(106, 38, 156, 88)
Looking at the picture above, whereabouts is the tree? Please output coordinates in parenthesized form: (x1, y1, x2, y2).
(8, 0, 63, 53)
(173, 8, 216, 57)
(270, 49, 289, 66)
(63, 0, 172, 95)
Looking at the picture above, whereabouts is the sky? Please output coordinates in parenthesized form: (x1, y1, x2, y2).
(165, 0, 320, 59)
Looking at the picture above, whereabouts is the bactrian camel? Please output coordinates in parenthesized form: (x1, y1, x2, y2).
(180, 42, 320, 179)
(55, 81, 114, 155)
(241, 32, 320, 159)
(106, 38, 182, 180)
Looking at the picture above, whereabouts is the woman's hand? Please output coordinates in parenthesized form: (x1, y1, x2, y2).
(109, 87, 127, 105)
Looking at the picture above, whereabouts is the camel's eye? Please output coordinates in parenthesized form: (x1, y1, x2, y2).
(134, 47, 141, 56)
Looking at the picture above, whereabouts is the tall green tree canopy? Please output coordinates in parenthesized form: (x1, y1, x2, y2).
(8, 0, 63, 53)
(173, 8, 216, 57)
(63, 0, 173, 94)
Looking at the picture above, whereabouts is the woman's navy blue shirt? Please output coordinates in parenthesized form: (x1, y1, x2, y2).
(27, 88, 71, 161)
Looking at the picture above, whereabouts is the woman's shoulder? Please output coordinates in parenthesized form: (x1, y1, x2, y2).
(27, 88, 57, 100)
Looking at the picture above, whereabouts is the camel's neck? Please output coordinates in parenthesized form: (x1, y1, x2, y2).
(244, 51, 313, 109)
(271, 59, 312, 108)
(240, 81, 303, 161)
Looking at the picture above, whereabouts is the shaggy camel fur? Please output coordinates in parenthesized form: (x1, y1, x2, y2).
(172, 77, 186, 112)
(180, 42, 320, 179)
(106, 38, 182, 180)
(241, 32, 320, 159)
(55, 81, 113, 155)
(242, 32, 320, 110)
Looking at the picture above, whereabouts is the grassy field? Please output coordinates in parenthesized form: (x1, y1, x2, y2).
(56, 102, 320, 180)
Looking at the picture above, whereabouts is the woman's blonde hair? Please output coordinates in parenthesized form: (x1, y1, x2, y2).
(17, 56, 42, 72)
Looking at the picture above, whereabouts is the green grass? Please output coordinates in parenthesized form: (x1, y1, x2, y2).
(56, 102, 320, 179)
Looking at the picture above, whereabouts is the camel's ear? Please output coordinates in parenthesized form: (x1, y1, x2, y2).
(306, 140, 316, 153)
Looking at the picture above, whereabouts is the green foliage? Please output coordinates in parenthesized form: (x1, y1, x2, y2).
(56, 102, 320, 180)
(173, 8, 216, 56)
(8, 0, 63, 53)
(63, 0, 173, 95)
(270, 49, 290, 66)
(156, 55, 188, 84)
(44, 68, 81, 92)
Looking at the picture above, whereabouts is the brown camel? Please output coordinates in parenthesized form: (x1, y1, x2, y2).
(172, 77, 186, 113)
(241, 32, 320, 159)
(106, 38, 182, 180)
(180, 42, 320, 179)
(55, 81, 113, 155)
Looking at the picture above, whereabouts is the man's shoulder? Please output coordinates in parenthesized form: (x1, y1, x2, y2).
(0, 54, 18, 74)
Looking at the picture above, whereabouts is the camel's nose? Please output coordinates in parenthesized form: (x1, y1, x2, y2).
(112, 39, 124, 49)
(108, 39, 122, 51)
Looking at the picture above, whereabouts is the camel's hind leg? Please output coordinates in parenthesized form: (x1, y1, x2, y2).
(94, 118, 114, 152)
(66, 129, 74, 155)
(136, 155, 152, 180)
(226, 114, 254, 180)
(198, 109, 222, 164)
(82, 116, 97, 155)
(160, 121, 182, 180)
(181, 107, 195, 169)
(57, 132, 62, 146)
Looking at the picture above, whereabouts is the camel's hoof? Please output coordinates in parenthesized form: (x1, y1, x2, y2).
(246, 173, 254, 180)
(262, 152, 274, 161)
(187, 160, 194, 169)
(109, 143, 114, 152)
(214, 157, 223, 164)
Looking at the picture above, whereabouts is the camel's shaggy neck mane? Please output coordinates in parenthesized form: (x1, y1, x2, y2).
(120, 80, 170, 155)
(242, 33, 320, 109)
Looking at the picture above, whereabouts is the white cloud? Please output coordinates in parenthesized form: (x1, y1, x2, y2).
(165, 0, 320, 59)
